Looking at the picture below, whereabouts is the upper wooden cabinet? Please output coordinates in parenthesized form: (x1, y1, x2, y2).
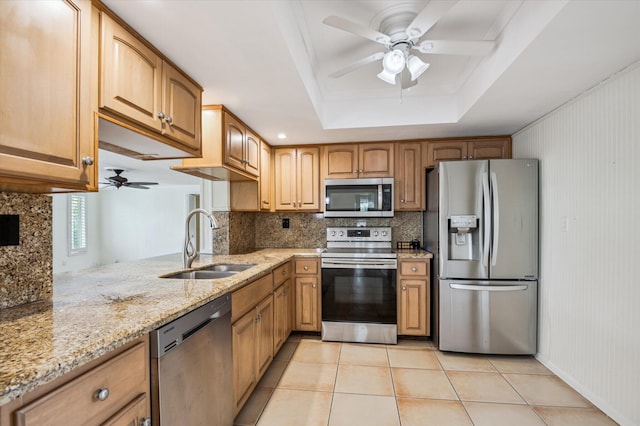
(98, 10, 202, 159)
(395, 142, 424, 211)
(425, 137, 511, 168)
(260, 142, 272, 211)
(172, 106, 262, 181)
(222, 113, 260, 178)
(0, 0, 98, 193)
(273, 147, 320, 211)
(323, 143, 394, 179)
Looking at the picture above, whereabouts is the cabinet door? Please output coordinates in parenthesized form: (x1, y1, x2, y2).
(224, 112, 247, 172)
(426, 141, 468, 167)
(296, 147, 320, 211)
(395, 142, 423, 210)
(468, 138, 511, 160)
(255, 296, 274, 379)
(244, 130, 261, 177)
(398, 279, 429, 336)
(296, 276, 319, 331)
(284, 281, 293, 338)
(1, 0, 97, 191)
(232, 311, 257, 413)
(274, 148, 297, 210)
(260, 142, 272, 210)
(324, 144, 358, 178)
(100, 393, 148, 426)
(100, 13, 162, 132)
(359, 143, 394, 177)
(162, 62, 202, 152)
(273, 285, 287, 354)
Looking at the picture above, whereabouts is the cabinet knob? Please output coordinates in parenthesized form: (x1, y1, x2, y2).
(400, 199, 405, 203)
(165, 115, 173, 125)
(140, 418, 152, 426)
(402, 286, 407, 291)
(312, 284, 316, 288)
(303, 266, 309, 271)
(469, 155, 473, 159)
(411, 267, 417, 272)
(157, 112, 165, 120)
(462, 155, 467, 159)
(93, 388, 110, 401)
(82, 156, 94, 166)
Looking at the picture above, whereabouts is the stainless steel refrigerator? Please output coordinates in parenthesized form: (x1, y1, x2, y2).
(424, 159, 538, 354)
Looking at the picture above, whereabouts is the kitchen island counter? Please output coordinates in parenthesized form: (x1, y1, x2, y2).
(0, 249, 322, 406)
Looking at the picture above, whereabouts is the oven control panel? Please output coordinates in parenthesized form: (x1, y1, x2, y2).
(326, 227, 392, 242)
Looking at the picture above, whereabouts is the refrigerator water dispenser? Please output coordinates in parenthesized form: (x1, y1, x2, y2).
(448, 215, 478, 260)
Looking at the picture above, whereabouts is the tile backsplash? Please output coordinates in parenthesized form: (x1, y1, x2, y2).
(222, 211, 422, 254)
(0, 192, 53, 309)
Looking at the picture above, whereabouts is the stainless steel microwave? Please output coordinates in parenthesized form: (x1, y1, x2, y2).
(324, 178, 394, 217)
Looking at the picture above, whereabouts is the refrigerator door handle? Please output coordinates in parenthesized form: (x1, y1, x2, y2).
(482, 172, 491, 267)
(450, 284, 528, 291)
(490, 172, 500, 267)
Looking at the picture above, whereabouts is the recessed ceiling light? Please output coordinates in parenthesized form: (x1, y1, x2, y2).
(277, 133, 287, 139)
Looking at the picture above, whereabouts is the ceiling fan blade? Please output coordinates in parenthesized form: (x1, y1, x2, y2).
(405, 0, 458, 40)
(323, 16, 390, 46)
(329, 52, 386, 78)
(416, 40, 495, 55)
(126, 182, 158, 186)
(400, 70, 418, 90)
(125, 184, 151, 189)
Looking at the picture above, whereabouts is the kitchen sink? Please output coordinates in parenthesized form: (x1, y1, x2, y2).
(200, 264, 256, 272)
(161, 270, 238, 280)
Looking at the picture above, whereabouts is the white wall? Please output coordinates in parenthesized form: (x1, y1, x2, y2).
(53, 185, 201, 272)
(513, 62, 639, 426)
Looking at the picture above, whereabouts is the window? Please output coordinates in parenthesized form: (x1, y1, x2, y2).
(69, 194, 87, 254)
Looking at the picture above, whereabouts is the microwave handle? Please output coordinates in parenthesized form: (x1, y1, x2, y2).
(378, 184, 383, 210)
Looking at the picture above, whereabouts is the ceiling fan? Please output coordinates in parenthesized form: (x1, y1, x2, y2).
(323, 0, 496, 89)
(101, 168, 158, 190)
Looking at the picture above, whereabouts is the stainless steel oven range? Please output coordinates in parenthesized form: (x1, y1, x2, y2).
(321, 227, 398, 344)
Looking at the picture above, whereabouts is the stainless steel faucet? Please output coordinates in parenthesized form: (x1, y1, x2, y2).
(183, 208, 219, 269)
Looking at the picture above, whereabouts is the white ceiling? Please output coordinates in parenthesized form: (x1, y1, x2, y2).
(98, 0, 640, 187)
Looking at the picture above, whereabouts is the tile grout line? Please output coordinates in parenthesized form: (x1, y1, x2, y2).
(386, 345, 403, 426)
(436, 353, 477, 426)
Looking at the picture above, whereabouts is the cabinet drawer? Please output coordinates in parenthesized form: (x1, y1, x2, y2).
(273, 261, 292, 287)
(232, 273, 274, 322)
(295, 259, 318, 275)
(14, 342, 147, 426)
(400, 261, 428, 277)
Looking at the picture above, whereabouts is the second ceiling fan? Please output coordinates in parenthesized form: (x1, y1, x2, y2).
(323, 0, 496, 89)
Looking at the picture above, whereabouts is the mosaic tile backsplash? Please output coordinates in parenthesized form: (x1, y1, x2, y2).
(0, 192, 53, 309)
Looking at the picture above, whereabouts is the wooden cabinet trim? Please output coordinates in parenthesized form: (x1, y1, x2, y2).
(231, 273, 274, 322)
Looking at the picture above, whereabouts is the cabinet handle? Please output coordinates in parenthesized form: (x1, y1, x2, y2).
(139, 418, 151, 426)
(400, 199, 405, 203)
(411, 267, 417, 272)
(402, 287, 407, 291)
(469, 155, 474, 159)
(157, 112, 165, 120)
(303, 266, 309, 271)
(82, 156, 94, 166)
(93, 388, 110, 401)
(165, 115, 173, 125)
(312, 284, 316, 288)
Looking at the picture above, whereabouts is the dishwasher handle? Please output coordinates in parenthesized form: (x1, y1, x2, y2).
(151, 294, 231, 358)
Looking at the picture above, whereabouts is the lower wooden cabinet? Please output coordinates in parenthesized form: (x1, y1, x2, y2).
(0, 336, 150, 426)
(294, 258, 321, 332)
(231, 273, 275, 414)
(397, 259, 431, 336)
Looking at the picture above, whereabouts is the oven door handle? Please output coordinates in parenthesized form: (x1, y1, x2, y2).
(321, 259, 397, 269)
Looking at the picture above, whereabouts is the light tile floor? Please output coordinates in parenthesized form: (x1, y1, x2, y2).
(234, 333, 618, 426)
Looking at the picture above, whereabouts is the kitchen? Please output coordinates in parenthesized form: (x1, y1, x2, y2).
(1, 1, 639, 426)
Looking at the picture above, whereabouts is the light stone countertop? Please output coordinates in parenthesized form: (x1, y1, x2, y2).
(0, 248, 323, 406)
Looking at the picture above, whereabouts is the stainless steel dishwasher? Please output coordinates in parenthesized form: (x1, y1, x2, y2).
(150, 294, 233, 426)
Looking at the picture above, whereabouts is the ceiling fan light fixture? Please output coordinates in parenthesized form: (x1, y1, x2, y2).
(407, 55, 429, 81)
(377, 68, 398, 85)
(382, 49, 406, 74)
